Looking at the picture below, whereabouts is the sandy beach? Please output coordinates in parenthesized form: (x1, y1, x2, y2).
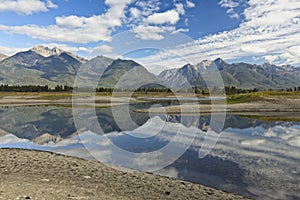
(0, 148, 250, 200)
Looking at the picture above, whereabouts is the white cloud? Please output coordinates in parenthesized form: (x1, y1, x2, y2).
(0, 0, 188, 44)
(55, 15, 86, 28)
(144, 3, 185, 25)
(176, 3, 185, 15)
(145, 9, 180, 25)
(132, 3, 186, 40)
(39, 43, 91, 54)
(126, 1, 160, 25)
(219, 0, 239, 8)
(136, 0, 300, 69)
(94, 45, 113, 54)
(0, 0, 57, 15)
(0, 45, 26, 56)
(263, 55, 278, 63)
(172, 28, 189, 34)
(0, 0, 133, 43)
(130, 7, 141, 18)
(89, 44, 123, 59)
(132, 25, 175, 40)
(186, 0, 195, 8)
(218, 0, 240, 19)
(105, 0, 132, 6)
(135, 0, 161, 16)
(46, 0, 57, 9)
(288, 46, 300, 58)
(0, 42, 93, 59)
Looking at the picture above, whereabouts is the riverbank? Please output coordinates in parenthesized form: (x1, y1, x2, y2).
(0, 92, 300, 122)
(0, 148, 250, 200)
(0, 92, 134, 108)
(135, 96, 300, 119)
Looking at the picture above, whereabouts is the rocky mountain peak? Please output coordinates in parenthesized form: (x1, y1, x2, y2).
(31, 45, 85, 62)
(181, 63, 197, 71)
(262, 62, 276, 68)
(198, 60, 213, 68)
(262, 62, 296, 72)
(213, 58, 227, 70)
(159, 57, 300, 89)
(31, 45, 64, 57)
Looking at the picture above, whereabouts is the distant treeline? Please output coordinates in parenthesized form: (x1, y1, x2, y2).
(0, 84, 172, 93)
(224, 86, 300, 95)
(224, 86, 259, 95)
(0, 84, 72, 92)
(0, 84, 299, 95)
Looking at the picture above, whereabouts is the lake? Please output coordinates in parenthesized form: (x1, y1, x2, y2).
(0, 104, 299, 200)
(139, 96, 225, 101)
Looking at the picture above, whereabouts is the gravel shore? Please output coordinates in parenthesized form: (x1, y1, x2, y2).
(0, 148, 250, 200)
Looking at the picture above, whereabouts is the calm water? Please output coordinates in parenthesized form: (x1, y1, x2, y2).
(140, 96, 225, 101)
(0, 104, 299, 200)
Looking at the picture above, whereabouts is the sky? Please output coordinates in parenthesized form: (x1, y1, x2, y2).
(0, 0, 299, 74)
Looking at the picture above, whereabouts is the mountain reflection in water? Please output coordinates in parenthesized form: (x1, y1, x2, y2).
(0, 105, 299, 200)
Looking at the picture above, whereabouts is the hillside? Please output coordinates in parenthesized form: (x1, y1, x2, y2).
(0, 46, 159, 89)
(74, 56, 160, 89)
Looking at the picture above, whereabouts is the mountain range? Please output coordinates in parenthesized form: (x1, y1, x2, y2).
(159, 58, 300, 89)
(0, 46, 159, 88)
(0, 46, 299, 89)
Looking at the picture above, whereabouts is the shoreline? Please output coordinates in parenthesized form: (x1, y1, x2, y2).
(134, 98, 300, 117)
(0, 94, 134, 108)
(0, 93, 299, 111)
(0, 93, 299, 199)
(0, 148, 250, 200)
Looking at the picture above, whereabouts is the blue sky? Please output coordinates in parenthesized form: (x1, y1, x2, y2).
(0, 0, 299, 73)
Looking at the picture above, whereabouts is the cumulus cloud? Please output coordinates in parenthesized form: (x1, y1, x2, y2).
(0, 0, 193, 45)
(218, 0, 240, 19)
(186, 0, 195, 8)
(130, 7, 141, 18)
(133, 3, 186, 40)
(46, 0, 57, 9)
(0, 0, 57, 15)
(0, 0, 133, 43)
(55, 15, 86, 29)
(144, 9, 180, 25)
